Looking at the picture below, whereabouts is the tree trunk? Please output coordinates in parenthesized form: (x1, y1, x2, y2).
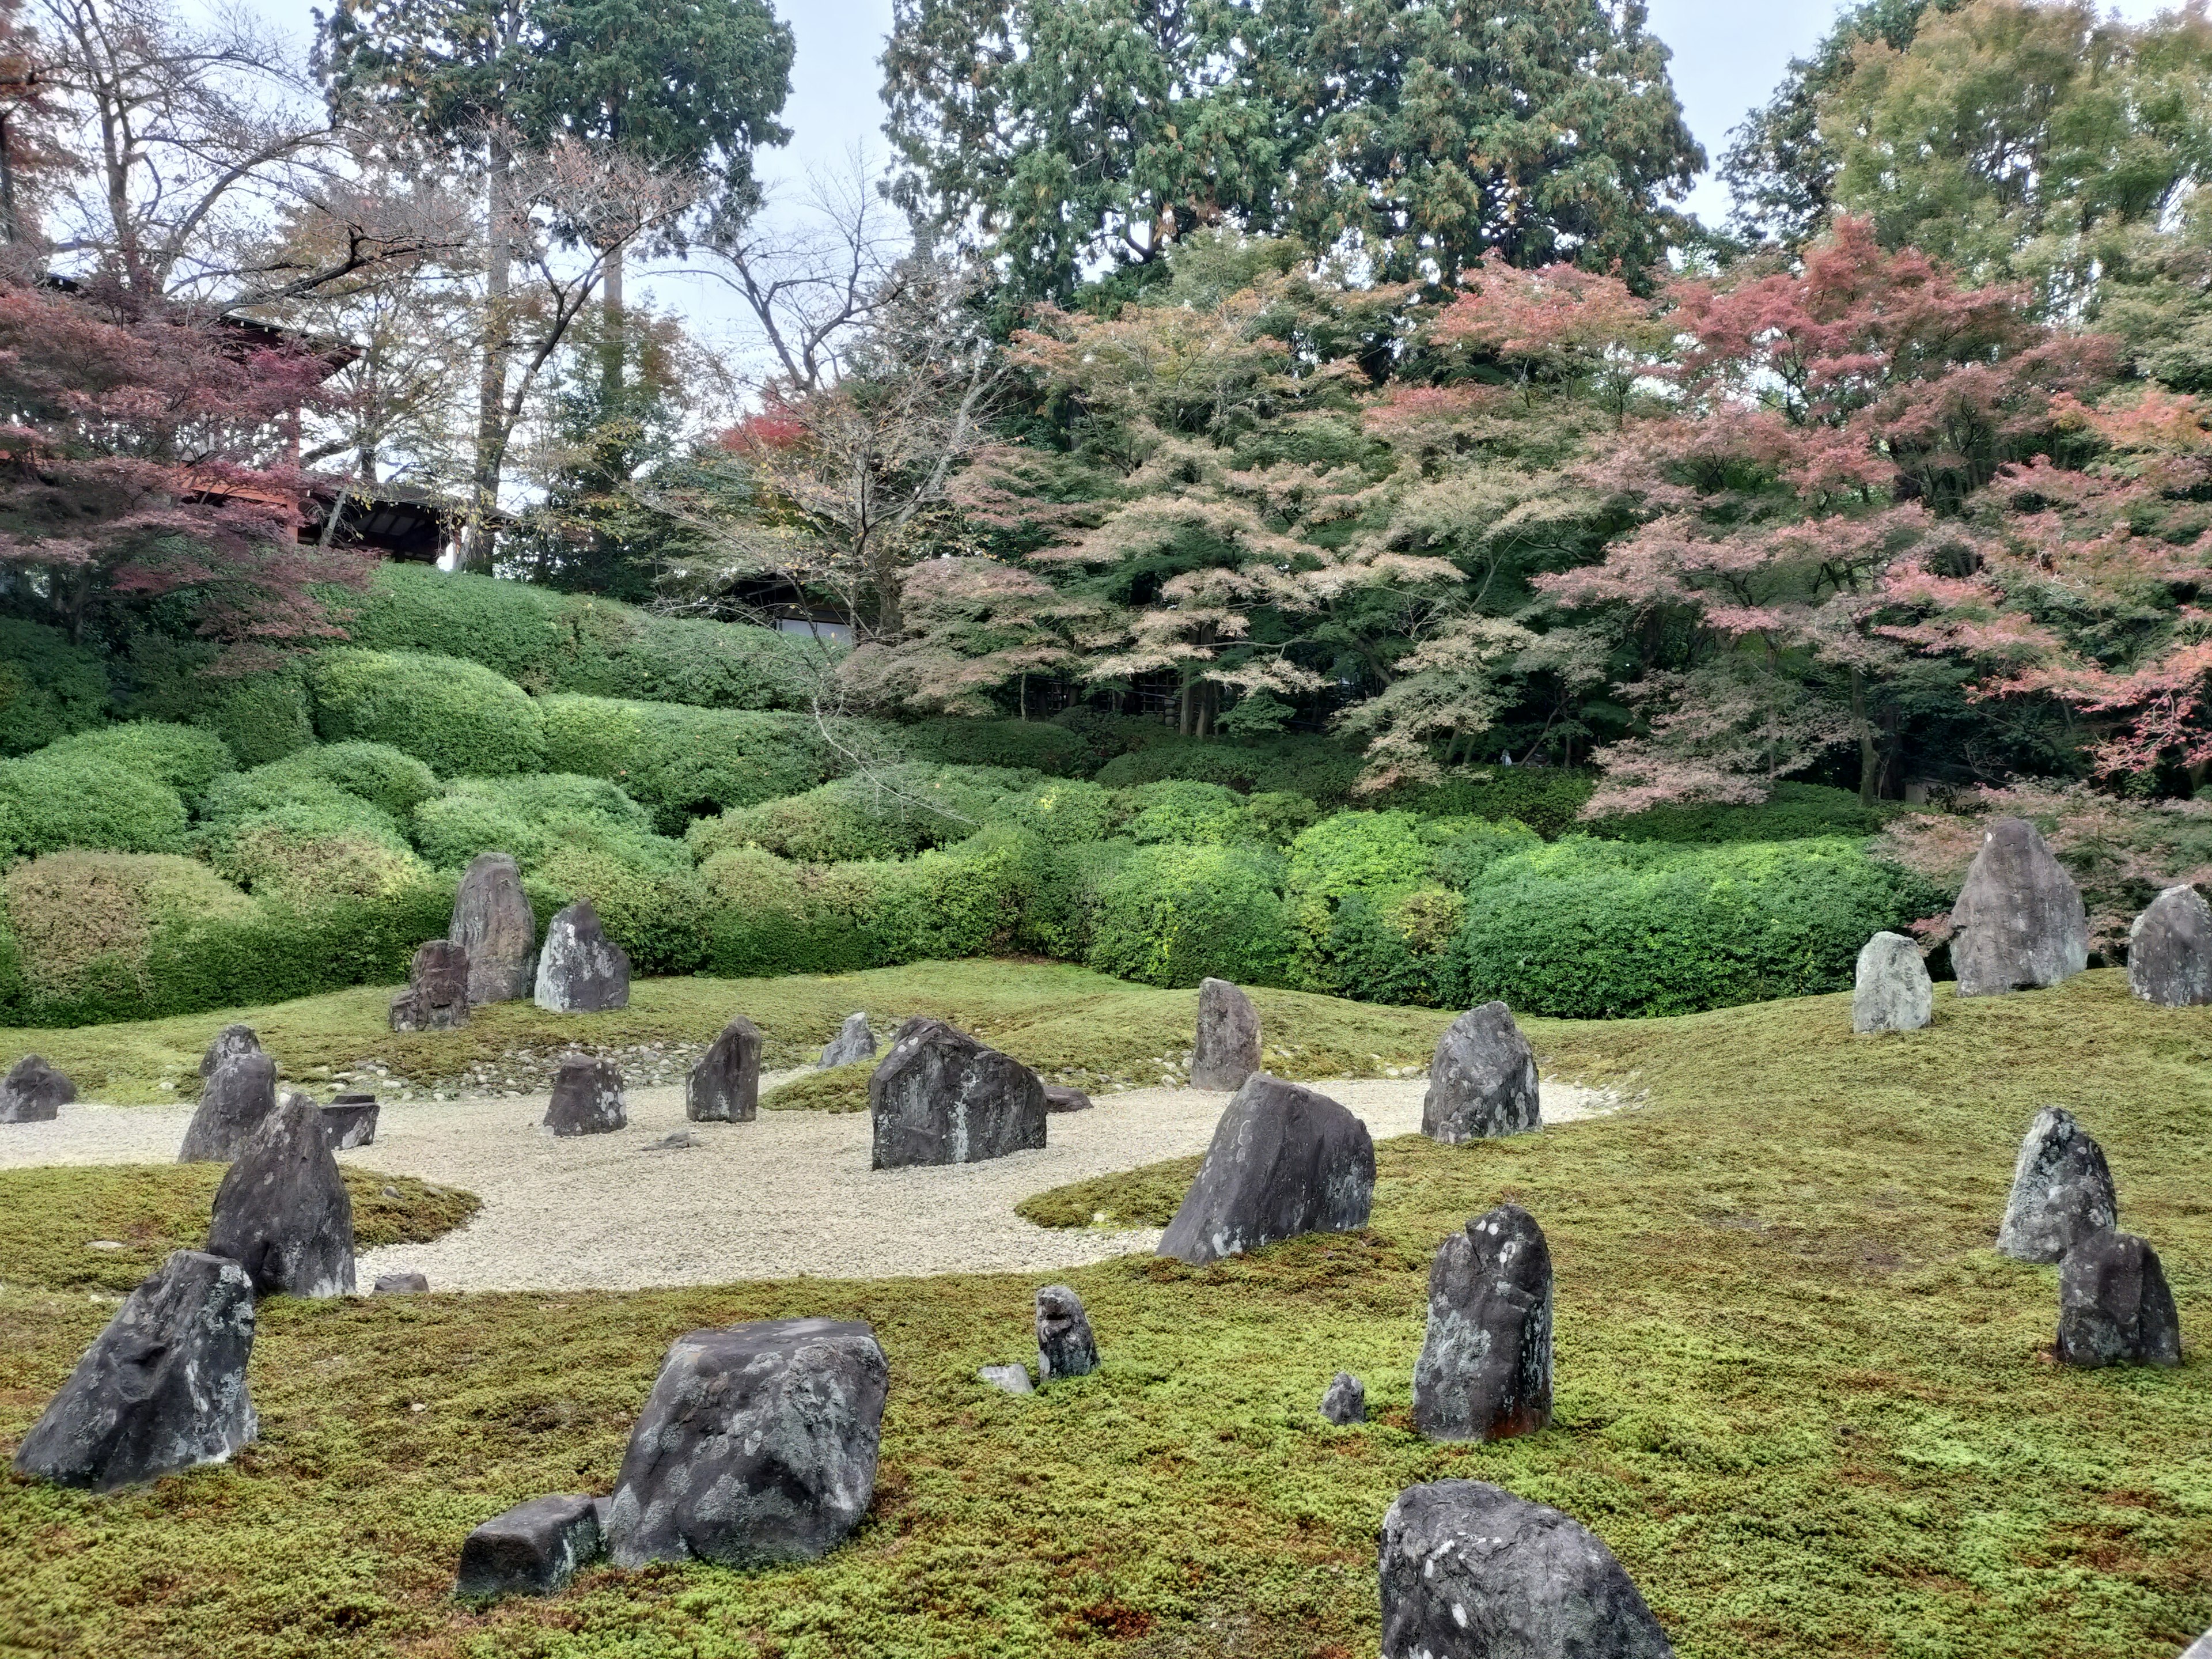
(464, 137, 514, 574)
(1852, 668, 1878, 808)
(599, 241, 624, 406)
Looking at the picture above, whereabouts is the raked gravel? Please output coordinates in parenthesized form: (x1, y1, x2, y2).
(1, 1072, 1620, 1292)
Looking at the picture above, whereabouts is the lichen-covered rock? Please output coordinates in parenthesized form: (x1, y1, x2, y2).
(206, 1090, 357, 1298)
(1191, 978, 1262, 1090)
(0, 1054, 74, 1123)
(1156, 1074, 1375, 1266)
(869, 1017, 1047, 1170)
(1414, 1204, 1553, 1443)
(978, 1363, 1033, 1396)
(1996, 1107, 2118, 1264)
(819, 1012, 876, 1069)
(1853, 931, 1933, 1033)
(2057, 1229, 2183, 1368)
(1378, 1479, 1675, 1659)
(455, 1493, 603, 1599)
(321, 1094, 378, 1150)
(1045, 1085, 1093, 1113)
(533, 899, 630, 1013)
(389, 938, 470, 1032)
(2128, 885, 2212, 1007)
(1320, 1372, 1366, 1425)
(198, 1023, 260, 1081)
(11, 1251, 257, 1490)
(1950, 817, 2089, 997)
(603, 1317, 889, 1569)
(450, 851, 537, 1003)
(178, 1052, 279, 1164)
(688, 1016, 761, 1123)
(544, 1054, 626, 1137)
(1423, 1002, 1539, 1143)
(1035, 1285, 1097, 1381)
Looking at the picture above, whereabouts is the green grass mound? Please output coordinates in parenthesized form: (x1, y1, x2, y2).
(1017, 1154, 1203, 1230)
(761, 1060, 873, 1113)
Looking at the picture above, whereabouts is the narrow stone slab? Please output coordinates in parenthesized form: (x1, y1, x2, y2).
(1950, 817, 2088, 996)
(455, 1493, 603, 1599)
(321, 1094, 378, 1151)
(1191, 978, 1261, 1090)
(2128, 885, 2212, 1007)
(1035, 1285, 1097, 1381)
(2057, 1229, 2183, 1368)
(207, 1090, 357, 1299)
(0, 1054, 74, 1123)
(1414, 1203, 1553, 1443)
(1157, 1074, 1374, 1266)
(450, 851, 537, 1003)
(1853, 931, 1933, 1033)
(688, 1016, 762, 1124)
(1423, 1002, 1539, 1142)
(533, 899, 630, 1013)
(178, 1052, 279, 1164)
(1996, 1107, 2118, 1264)
(544, 1055, 626, 1137)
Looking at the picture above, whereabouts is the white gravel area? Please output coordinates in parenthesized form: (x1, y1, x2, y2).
(1, 1075, 1619, 1292)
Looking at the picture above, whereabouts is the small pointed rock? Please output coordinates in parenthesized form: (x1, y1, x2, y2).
(1950, 817, 2089, 997)
(818, 1012, 876, 1069)
(1035, 1285, 1097, 1381)
(1853, 931, 1933, 1033)
(688, 1016, 761, 1123)
(1191, 978, 1261, 1090)
(1413, 1203, 1553, 1442)
(1996, 1107, 2118, 1264)
(1422, 1002, 1539, 1142)
(207, 1090, 357, 1298)
(198, 1024, 260, 1081)
(544, 1055, 626, 1137)
(2128, 884, 2212, 1007)
(1320, 1372, 1366, 1425)
(0, 1054, 74, 1123)
(2057, 1229, 2182, 1368)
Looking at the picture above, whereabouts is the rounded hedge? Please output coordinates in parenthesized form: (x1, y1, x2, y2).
(899, 717, 1090, 776)
(36, 722, 235, 807)
(538, 694, 826, 832)
(0, 619, 108, 757)
(205, 801, 429, 904)
(1113, 780, 1259, 846)
(0, 753, 189, 858)
(411, 773, 654, 869)
(309, 648, 546, 777)
(1092, 732, 1365, 803)
(1086, 842, 1291, 988)
(1, 852, 253, 1017)
(1393, 768, 1597, 839)
(256, 741, 441, 820)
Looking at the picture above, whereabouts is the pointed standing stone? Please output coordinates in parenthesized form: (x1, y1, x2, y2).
(206, 1090, 357, 1298)
(1191, 978, 1262, 1090)
(1853, 931, 1933, 1032)
(0, 1054, 74, 1123)
(533, 899, 630, 1013)
(389, 939, 471, 1032)
(1995, 1107, 2118, 1264)
(449, 851, 538, 1003)
(2058, 1229, 2183, 1368)
(1949, 817, 2089, 997)
(818, 1012, 876, 1069)
(1414, 1203, 1554, 1443)
(198, 1024, 260, 1082)
(688, 1016, 762, 1123)
(2127, 885, 2212, 1007)
(1035, 1285, 1097, 1381)
(1156, 1074, 1374, 1266)
(1423, 1002, 1540, 1142)
(544, 1055, 626, 1136)
(178, 1052, 279, 1164)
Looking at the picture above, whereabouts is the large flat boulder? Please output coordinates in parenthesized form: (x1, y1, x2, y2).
(1950, 817, 2088, 997)
(389, 938, 471, 1033)
(1423, 1002, 1539, 1143)
(534, 899, 630, 1013)
(2057, 1229, 2183, 1368)
(1379, 1479, 1675, 1659)
(603, 1317, 889, 1569)
(1996, 1107, 2118, 1264)
(869, 1017, 1047, 1170)
(0, 1054, 74, 1123)
(1156, 1074, 1374, 1266)
(1853, 931, 1933, 1033)
(11, 1250, 257, 1490)
(688, 1016, 761, 1124)
(178, 1052, 279, 1164)
(206, 1090, 357, 1298)
(1414, 1203, 1554, 1442)
(544, 1054, 626, 1136)
(450, 851, 537, 1003)
(456, 1493, 603, 1599)
(2128, 885, 2212, 1007)
(1191, 978, 1261, 1090)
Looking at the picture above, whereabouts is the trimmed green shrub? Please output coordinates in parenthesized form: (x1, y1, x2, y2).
(1, 853, 253, 1018)
(0, 753, 188, 857)
(1092, 732, 1366, 802)
(1113, 780, 1257, 846)
(1442, 836, 1952, 1018)
(204, 797, 429, 904)
(199, 770, 382, 832)
(1087, 842, 1291, 988)
(688, 766, 1044, 863)
(0, 619, 108, 756)
(539, 694, 825, 832)
(979, 777, 1118, 847)
(255, 742, 440, 820)
(1018, 838, 1137, 960)
(118, 638, 315, 767)
(898, 718, 1089, 776)
(1596, 782, 1901, 844)
(411, 773, 654, 870)
(37, 722, 234, 807)
(309, 648, 546, 777)
(1392, 767, 1597, 839)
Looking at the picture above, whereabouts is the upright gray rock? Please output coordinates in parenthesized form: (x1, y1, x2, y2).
(456, 1494, 603, 1599)
(206, 1090, 357, 1298)
(1191, 978, 1262, 1090)
(1853, 931, 1933, 1033)
(1035, 1285, 1098, 1381)
(544, 1054, 626, 1136)
(1950, 817, 2089, 997)
(450, 851, 538, 1003)
(687, 1016, 761, 1123)
(533, 899, 630, 1013)
(1996, 1107, 2118, 1264)
(869, 1017, 1047, 1170)
(2057, 1229, 2183, 1368)
(1423, 1002, 1540, 1143)
(178, 1052, 279, 1164)
(603, 1317, 889, 1569)
(0, 1054, 74, 1123)
(388, 938, 471, 1032)
(1320, 1372, 1366, 1425)
(321, 1094, 378, 1150)
(1156, 1074, 1375, 1266)
(1379, 1480, 1675, 1659)
(1414, 1204, 1553, 1443)
(2182, 1632, 2212, 1659)
(198, 1023, 260, 1081)
(11, 1250, 257, 1490)
(818, 1012, 876, 1069)
(2128, 885, 2212, 1007)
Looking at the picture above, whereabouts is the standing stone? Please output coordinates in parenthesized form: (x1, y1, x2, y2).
(1996, 1107, 2119, 1264)
(1414, 1204, 1553, 1443)
(321, 1094, 378, 1151)
(687, 1016, 761, 1124)
(1156, 1074, 1376, 1266)
(455, 1494, 603, 1599)
(869, 1017, 1047, 1170)
(544, 1055, 626, 1137)
(603, 1317, 889, 1569)
(177, 1052, 279, 1164)
(1950, 817, 2089, 997)
(1191, 978, 1262, 1090)
(1320, 1372, 1366, 1425)
(450, 851, 537, 1004)
(11, 1251, 257, 1491)
(1378, 1480, 1675, 1659)
(1853, 931, 1933, 1033)
(1035, 1285, 1098, 1381)
(2128, 885, 2212, 1007)
(206, 1090, 357, 1299)
(198, 1024, 260, 1082)
(388, 939, 471, 1033)
(2057, 1229, 2183, 1368)
(0, 1054, 74, 1123)
(818, 1012, 876, 1069)
(1423, 1002, 1540, 1143)
(533, 899, 630, 1013)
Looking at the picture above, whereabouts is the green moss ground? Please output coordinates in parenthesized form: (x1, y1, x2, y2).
(1, 970, 2208, 1657)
